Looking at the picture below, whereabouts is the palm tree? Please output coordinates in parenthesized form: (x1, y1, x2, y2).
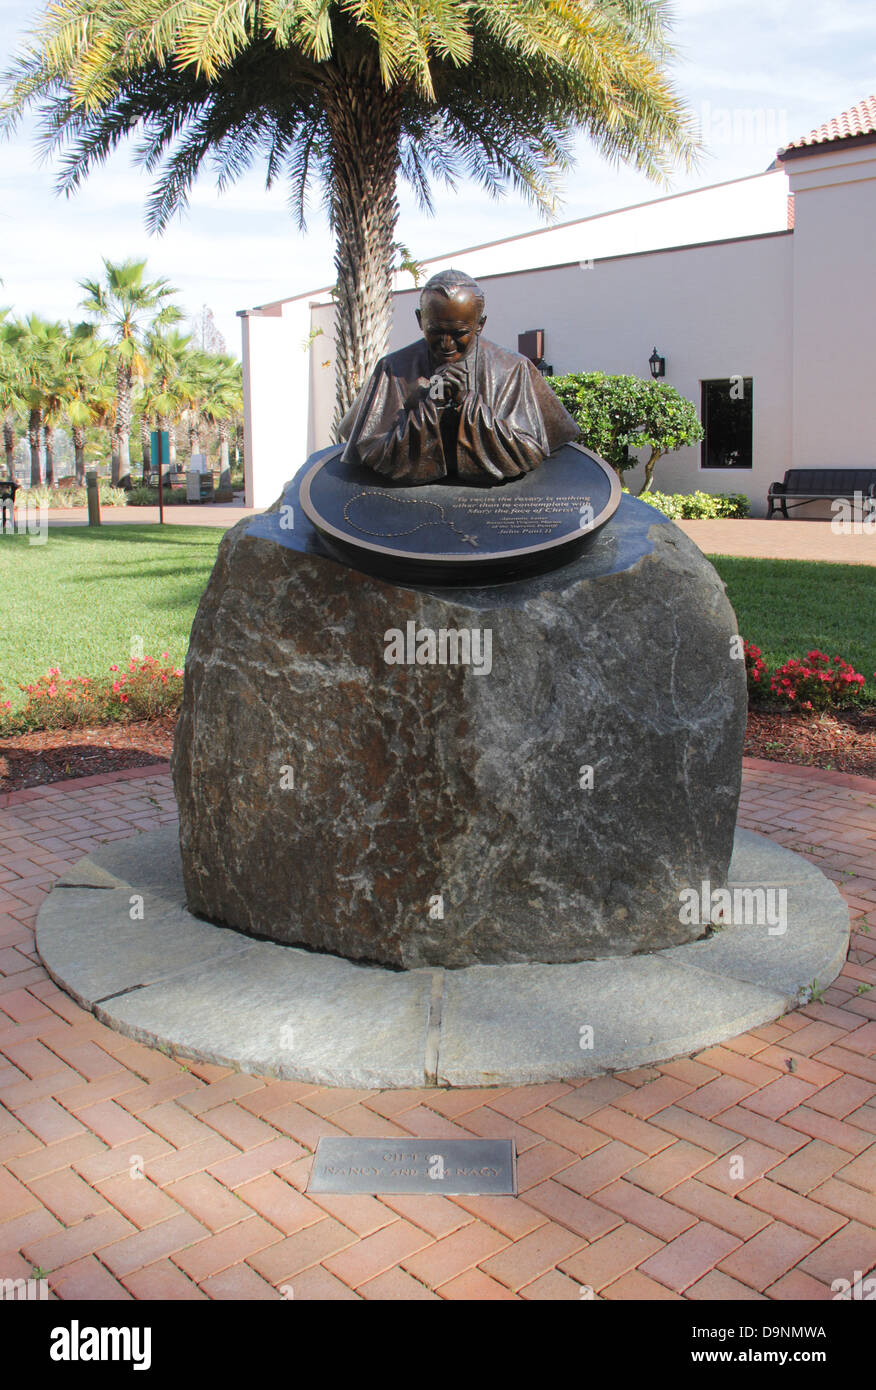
(174, 348, 216, 464)
(200, 355, 244, 486)
(138, 330, 188, 475)
(0, 311, 23, 480)
(7, 315, 66, 486)
(84, 377, 118, 481)
(39, 335, 73, 487)
(62, 322, 110, 482)
(2, 0, 698, 430)
(79, 258, 182, 487)
(142, 327, 193, 474)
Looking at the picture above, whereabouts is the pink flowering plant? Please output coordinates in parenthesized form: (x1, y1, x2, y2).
(768, 650, 867, 714)
(0, 654, 184, 733)
(742, 640, 768, 701)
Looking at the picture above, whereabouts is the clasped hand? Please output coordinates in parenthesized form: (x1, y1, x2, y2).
(405, 365, 470, 413)
(428, 363, 469, 407)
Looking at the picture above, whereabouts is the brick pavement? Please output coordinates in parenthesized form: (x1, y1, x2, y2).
(0, 759, 874, 1300)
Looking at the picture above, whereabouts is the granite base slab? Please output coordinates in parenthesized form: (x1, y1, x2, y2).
(35, 825, 850, 1088)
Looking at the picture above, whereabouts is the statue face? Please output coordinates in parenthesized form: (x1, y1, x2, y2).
(416, 290, 486, 366)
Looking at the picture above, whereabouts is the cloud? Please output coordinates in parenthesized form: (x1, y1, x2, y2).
(1, 0, 873, 350)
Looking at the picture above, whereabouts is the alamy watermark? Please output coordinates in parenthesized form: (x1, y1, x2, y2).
(1, 500, 48, 544)
(50, 1322, 151, 1370)
(1, 1276, 49, 1300)
(679, 880, 787, 935)
(831, 1270, 876, 1300)
(384, 621, 492, 675)
(697, 100, 790, 149)
(830, 493, 876, 534)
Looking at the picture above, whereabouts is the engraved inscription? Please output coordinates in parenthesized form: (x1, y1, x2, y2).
(308, 1137, 516, 1195)
(452, 495, 593, 535)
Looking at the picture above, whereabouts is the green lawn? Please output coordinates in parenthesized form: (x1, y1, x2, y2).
(710, 555, 876, 699)
(0, 527, 874, 713)
(0, 525, 223, 708)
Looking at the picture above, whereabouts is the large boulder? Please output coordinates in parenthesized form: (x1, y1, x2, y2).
(172, 471, 747, 968)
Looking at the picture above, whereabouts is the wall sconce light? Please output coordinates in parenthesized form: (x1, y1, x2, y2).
(649, 346, 666, 379)
(519, 329, 553, 377)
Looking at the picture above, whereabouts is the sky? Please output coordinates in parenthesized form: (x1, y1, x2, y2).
(1, 0, 875, 357)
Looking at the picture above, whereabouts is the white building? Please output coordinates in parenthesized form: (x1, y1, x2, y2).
(240, 97, 876, 517)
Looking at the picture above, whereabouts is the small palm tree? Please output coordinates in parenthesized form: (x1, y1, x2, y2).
(62, 322, 110, 482)
(86, 378, 118, 480)
(79, 258, 182, 487)
(39, 336, 74, 486)
(142, 326, 193, 473)
(175, 349, 215, 464)
(3, 0, 698, 431)
(0, 311, 23, 480)
(7, 315, 66, 486)
(200, 355, 244, 486)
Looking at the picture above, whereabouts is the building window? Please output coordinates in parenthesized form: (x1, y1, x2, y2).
(701, 378, 753, 470)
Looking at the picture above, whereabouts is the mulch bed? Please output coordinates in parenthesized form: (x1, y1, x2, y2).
(744, 706, 876, 779)
(2, 708, 875, 794)
(0, 716, 177, 793)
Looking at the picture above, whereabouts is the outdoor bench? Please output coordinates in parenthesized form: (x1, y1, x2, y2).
(767, 468, 876, 518)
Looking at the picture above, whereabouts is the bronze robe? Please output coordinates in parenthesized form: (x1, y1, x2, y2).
(339, 337, 579, 483)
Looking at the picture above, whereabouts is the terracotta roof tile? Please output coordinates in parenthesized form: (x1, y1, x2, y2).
(781, 96, 876, 152)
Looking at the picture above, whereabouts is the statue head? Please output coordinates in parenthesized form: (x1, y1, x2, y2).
(415, 269, 486, 367)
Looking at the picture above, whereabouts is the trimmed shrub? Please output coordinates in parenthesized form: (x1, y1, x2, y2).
(642, 490, 750, 520)
(12, 483, 129, 509)
(549, 370, 703, 494)
(125, 486, 190, 506)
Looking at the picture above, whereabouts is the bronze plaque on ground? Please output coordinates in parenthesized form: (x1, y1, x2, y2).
(307, 1138, 516, 1195)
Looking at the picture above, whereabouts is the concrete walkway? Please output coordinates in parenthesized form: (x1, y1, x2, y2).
(676, 519, 876, 566)
(35, 506, 876, 563)
(1, 759, 874, 1301)
(40, 503, 256, 530)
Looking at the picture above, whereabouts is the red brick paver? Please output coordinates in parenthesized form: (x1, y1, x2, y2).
(1, 761, 875, 1300)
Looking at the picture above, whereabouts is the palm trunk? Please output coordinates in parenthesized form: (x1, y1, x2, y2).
(169, 423, 177, 467)
(28, 408, 42, 486)
(3, 414, 15, 481)
(218, 421, 230, 488)
(187, 410, 201, 460)
(117, 433, 131, 488)
(43, 422, 54, 487)
(321, 63, 402, 437)
(110, 429, 120, 487)
(115, 359, 133, 489)
(139, 417, 151, 481)
(72, 425, 86, 484)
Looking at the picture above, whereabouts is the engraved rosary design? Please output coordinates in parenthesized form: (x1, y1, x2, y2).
(343, 490, 480, 547)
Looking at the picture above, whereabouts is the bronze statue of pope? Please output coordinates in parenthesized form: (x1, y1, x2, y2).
(339, 269, 579, 484)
